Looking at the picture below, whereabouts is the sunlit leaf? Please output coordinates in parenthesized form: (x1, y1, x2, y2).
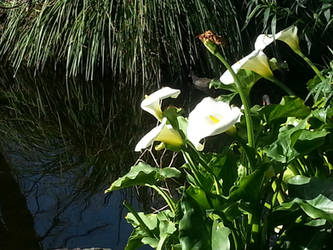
(260, 96, 310, 123)
(105, 162, 181, 192)
(211, 221, 231, 250)
(280, 176, 333, 222)
(293, 129, 328, 153)
(124, 229, 144, 250)
(264, 121, 307, 163)
(209, 79, 237, 92)
(157, 220, 177, 250)
(126, 212, 158, 231)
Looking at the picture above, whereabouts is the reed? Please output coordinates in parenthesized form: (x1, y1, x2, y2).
(0, 0, 242, 85)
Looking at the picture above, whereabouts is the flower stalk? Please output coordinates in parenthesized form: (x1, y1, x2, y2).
(197, 31, 255, 148)
(295, 50, 325, 81)
(266, 76, 295, 96)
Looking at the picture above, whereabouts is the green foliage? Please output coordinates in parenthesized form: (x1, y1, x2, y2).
(0, 0, 242, 84)
(242, 0, 333, 53)
(105, 162, 181, 193)
(104, 24, 333, 250)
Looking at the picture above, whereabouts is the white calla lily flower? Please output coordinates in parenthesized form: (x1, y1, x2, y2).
(219, 50, 273, 84)
(187, 97, 242, 151)
(141, 87, 180, 120)
(255, 25, 300, 53)
(135, 118, 183, 151)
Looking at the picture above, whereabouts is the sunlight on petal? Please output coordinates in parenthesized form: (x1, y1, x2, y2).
(255, 25, 300, 53)
(141, 87, 180, 120)
(187, 97, 242, 150)
(220, 50, 273, 84)
(135, 118, 183, 151)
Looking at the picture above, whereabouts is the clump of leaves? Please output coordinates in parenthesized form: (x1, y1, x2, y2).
(105, 26, 333, 249)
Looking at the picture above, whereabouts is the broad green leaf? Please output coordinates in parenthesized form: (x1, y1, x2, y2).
(209, 79, 237, 92)
(142, 237, 159, 248)
(124, 229, 144, 250)
(264, 121, 307, 163)
(207, 151, 238, 196)
(211, 221, 231, 250)
(185, 187, 211, 209)
(293, 129, 328, 154)
(304, 219, 326, 227)
(260, 96, 310, 123)
(179, 194, 211, 250)
(215, 93, 238, 104)
(156, 210, 174, 221)
(311, 108, 327, 123)
(282, 176, 333, 222)
(186, 186, 227, 210)
(177, 116, 188, 138)
(159, 220, 176, 235)
(281, 197, 333, 222)
(126, 209, 176, 249)
(229, 167, 267, 202)
(160, 167, 182, 178)
(157, 220, 177, 250)
(105, 162, 181, 192)
(126, 212, 158, 231)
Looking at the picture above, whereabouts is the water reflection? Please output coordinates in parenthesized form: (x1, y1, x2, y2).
(0, 67, 156, 249)
(0, 65, 215, 249)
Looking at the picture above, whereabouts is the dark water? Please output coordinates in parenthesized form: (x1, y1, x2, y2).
(0, 67, 154, 249)
(0, 62, 219, 249)
(10, 151, 135, 249)
(0, 66, 210, 249)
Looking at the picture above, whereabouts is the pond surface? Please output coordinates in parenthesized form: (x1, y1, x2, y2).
(0, 68, 206, 249)
(8, 149, 136, 249)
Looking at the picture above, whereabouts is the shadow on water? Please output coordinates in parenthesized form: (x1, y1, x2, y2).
(0, 66, 160, 249)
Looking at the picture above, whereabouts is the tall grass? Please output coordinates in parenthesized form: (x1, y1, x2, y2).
(0, 0, 242, 84)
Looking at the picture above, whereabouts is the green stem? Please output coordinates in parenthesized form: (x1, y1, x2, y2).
(204, 41, 255, 149)
(185, 144, 226, 196)
(266, 76, 295, 96)
(182, 150, 203, 188)
(295, 50, 325, 81)
(146, 184, 176, 214)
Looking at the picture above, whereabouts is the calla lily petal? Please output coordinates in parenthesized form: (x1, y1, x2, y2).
(242, 50, 273, 78)
(135, 118, 183, 151)
(219, 50, 273, 84)
(276, 25, 299, 52)
(255, 34, 275, 51)
(255, 25, 300, 52)
(141, 87, 180, 120)
(187, 97, 242, 150)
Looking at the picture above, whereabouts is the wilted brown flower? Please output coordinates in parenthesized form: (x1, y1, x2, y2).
(196, 30, 225, 45)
